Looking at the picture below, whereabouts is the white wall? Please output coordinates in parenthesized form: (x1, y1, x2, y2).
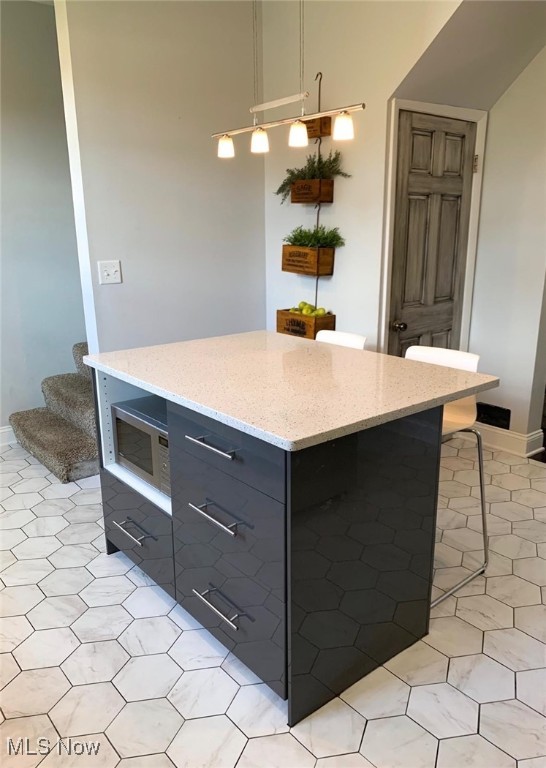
(59, 1, 266, 353)
(262, 1, 459, 346)
(469, 46, 546, 435)
(0, 1, 86, 427)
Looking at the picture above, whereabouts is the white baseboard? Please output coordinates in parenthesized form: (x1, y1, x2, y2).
(476, 423, 544, 458)
(0, 426, 16, 448)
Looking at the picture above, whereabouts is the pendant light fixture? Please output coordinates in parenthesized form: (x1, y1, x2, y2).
(249, 0, 269, 155)
(217, 134, 235, 158)
(251, 126, 269, 153)
(214, 0, 365, 155)
(288, 120, 309, 147)
(288, 0, 308, 148)
(333, 111, 355, 140)
(214, 103, 364, 146)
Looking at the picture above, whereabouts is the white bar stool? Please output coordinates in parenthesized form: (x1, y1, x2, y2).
(316, 330, 367, 349)
(405, 345, 489, 607)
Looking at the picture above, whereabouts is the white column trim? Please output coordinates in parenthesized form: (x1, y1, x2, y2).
(54, 0, 99, 354)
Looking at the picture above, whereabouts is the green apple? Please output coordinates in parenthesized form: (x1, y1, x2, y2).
(315, 307, 326, 316)
(298, 301, 308, 311)
(302, 305, 314, 315)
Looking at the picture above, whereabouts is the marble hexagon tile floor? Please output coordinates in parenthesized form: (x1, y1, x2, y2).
(1, 437, 545, 768)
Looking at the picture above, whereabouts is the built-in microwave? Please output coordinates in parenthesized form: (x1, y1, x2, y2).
(111, 396, 170, 496)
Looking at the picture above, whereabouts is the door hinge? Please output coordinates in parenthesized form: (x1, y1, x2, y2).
(473, 154, 479, 173)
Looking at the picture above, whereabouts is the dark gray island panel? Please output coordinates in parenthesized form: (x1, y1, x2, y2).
(286, 407, 442, 724)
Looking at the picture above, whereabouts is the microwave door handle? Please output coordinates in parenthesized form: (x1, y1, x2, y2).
(112, 406, 167, 437)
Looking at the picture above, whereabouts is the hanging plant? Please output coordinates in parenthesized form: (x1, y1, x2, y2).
(282, 226, 345, 277)
(275, 150, 351, 204)
(283, 225, 345, 249)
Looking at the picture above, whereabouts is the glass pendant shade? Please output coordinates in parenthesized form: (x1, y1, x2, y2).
(217, 134, 235, 158)
(251, 127, 269, 153)
(333, 111, 354, 140)
(288, 120, 309, 147)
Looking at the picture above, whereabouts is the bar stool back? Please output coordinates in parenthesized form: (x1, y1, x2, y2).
(405, 345, 488, 606)
(316, 330, 367, 349)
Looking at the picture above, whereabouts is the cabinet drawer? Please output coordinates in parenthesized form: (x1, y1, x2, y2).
(167, 402, 286, 502)
(179, 581, 286, 698)
(171, 452, 286, 697)
(101, 470, 175, 598)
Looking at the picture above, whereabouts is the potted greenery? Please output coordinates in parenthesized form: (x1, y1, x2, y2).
(275, 150, 350, 204)
(282, 225, 345, 276)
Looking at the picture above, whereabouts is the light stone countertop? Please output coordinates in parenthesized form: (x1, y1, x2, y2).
(85, 330, 499, 451)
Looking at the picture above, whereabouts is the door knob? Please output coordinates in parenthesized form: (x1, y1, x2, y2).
(392, 321, 408, 332)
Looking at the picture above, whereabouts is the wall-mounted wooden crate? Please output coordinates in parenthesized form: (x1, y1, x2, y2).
(277, 309, 336, 339)
(282, 245, 335, 277)
(303, 116, 332, 139)
(291, 179, 334, 204)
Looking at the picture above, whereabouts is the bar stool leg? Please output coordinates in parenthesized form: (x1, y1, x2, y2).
(431, 428, 489, 608)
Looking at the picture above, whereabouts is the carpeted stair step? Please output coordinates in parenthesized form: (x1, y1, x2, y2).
(42, 373, 96, 439)
(10, 408, 99, 483)
(73, 341, 90, 379)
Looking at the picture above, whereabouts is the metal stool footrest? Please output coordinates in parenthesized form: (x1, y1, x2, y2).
(432, 428, 489, 608)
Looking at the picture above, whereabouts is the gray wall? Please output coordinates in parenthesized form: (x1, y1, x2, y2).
(469, 47, 546, 435)
(1, 1, 86, 427)
(62, 1, 266, 353)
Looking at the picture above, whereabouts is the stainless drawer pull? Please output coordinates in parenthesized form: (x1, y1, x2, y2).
(188, 502, 238, 537)
(185, 434, 236, 461)
(192, 588, 242, 631)
(113, 517, 155, 547)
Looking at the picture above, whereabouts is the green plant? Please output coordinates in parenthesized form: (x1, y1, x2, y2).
(275, 150, 350, 203)
(283, 225, 345, 249)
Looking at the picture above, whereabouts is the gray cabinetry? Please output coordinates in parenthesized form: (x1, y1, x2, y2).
(101, 469, 175, 598)
(171, 405, 285, 501)
(168, 403, 287, 698)
(96, 376, 442, 726)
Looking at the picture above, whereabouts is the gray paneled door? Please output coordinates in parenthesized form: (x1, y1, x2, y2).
(388, 110, 477, 356)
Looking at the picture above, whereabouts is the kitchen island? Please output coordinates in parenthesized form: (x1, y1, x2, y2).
(85, 330, 498, 725)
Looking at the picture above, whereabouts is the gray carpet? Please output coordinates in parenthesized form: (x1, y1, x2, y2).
(42, 373, 96, 439)
(9, 407, 99, 483)
(73, 341, 91, 379)
(9, 341, 99, 483)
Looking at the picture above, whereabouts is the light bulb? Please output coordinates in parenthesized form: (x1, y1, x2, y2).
(288, 120, 309, 148)
(217, 135, 234, 158)
(250, 127, 269, 154)
(333, 111, 354, 141)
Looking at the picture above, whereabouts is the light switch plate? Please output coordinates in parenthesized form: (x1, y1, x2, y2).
(98, 260, 122, 285)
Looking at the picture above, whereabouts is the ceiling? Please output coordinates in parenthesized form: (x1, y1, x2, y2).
(394, 0, 546, 110)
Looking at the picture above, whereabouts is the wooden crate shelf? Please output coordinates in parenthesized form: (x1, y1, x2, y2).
(291, 179, 334, 204)
(282, 245, 335, 277)
(277, 309, 336, 339)
(303, 116, 332, 139)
